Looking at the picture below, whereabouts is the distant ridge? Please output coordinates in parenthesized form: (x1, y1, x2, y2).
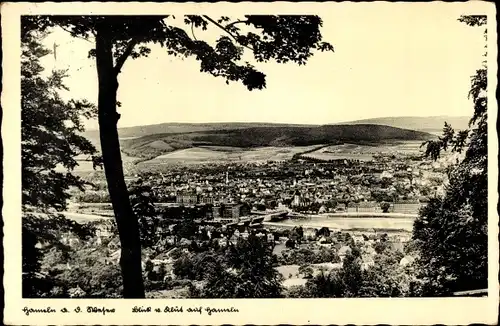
(340, 116, 470, 132)
(115, 124, 433, 159)
(83, 122, 316, 145)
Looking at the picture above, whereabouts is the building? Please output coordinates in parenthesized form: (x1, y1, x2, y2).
(176, 191, 199, 206)
(346, 202, 378, 213)
(199, 196, 214, 205)
(213, 203, 251, 224)
(292, 191, 302, 207)
(392, 201, 423, 214)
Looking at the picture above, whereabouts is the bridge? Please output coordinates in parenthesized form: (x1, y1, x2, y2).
(224, 210, 289, 227)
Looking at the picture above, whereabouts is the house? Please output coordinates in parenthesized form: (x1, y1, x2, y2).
(217, 237, 229, 246)
(347, 202, 378, 213)
(212, 203, 250, 224)
(392, 201, 422, 214)
(352, 234, 365, 244)
(338, 245, 352, 262)
(400, 255, 415, 267)
(176, 191, 199, 205)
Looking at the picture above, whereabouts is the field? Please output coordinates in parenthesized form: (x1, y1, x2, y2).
(140, 145, 325, 166)
(277, 263, 343, 288)
(63, 138, 428, 174)
(118, 124, 432, 159)
(57, 151, 144, 175)
(301, 141, 426, 161)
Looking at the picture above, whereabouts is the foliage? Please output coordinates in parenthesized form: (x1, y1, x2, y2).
(173, 251, 223, 281)
(316, 226, 331, 238)
(23, 15, 333, 92)
(21, 25, 100, 297)
(21, 27, 97, 211)
(192, 235, 283, 298)
(22, 213, 98, 297)
(380, 201, 391, 213)
(74, 190, 111, 203)
(128, 182, 161, 247)
(360, 250, 412, 297)
(54, 247, 123, 298)
(23, 14, 335, 298)
(279, 246, 341, 265)
(298, 265, 314, 278)
(414, 15, 488, 295)
(300, 244, 417, 298)
(304, 248, 362, 297)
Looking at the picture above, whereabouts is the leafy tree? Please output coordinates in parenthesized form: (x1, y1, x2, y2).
(304, 246, 363, 298)
(285, 239, 296, 249)
(57, 246, 123, 298)
(21, 23, 96, 211)
(298, 265, 314, 279)
(23, 15, 333, 298)
(129, 182, 160, 247)
(414, 15, 488, 295)
(316, 226, 331, 238)
(21, 28, 97, 297)
(173, 219, 199, 241)
(380, 201, 391, 213)
(198, 235, 283, 298)
(340, 248, 363, 297)
(360, 249, 410, 297)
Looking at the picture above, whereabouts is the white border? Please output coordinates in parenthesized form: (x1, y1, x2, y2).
(2, 2, 498, 325)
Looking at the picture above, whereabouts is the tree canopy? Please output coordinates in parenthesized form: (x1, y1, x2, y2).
(193, 235, 283, 298)
(21, 28, 99, 297)
(21, 26, 97, 211)
(21, 15, 333, 298)
(414, 15, 488, 295)
(22, 14, 334, 298)
(23, 15, 334, 91)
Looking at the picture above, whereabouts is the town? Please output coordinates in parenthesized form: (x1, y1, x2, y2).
(52, 145, 459, 298)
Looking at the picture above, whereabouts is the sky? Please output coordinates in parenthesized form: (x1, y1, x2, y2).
(39, 7, 487, 130)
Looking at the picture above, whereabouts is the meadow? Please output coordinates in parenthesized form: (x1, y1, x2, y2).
(139, 145, 325, 165)
(301, 141, 425, 161)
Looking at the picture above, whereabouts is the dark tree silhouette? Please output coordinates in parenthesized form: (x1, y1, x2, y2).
(23, 15, 334, 298)
(21, 27, 97, 211)
(21, 26, 98, 297)
(414, 15, 488, 295)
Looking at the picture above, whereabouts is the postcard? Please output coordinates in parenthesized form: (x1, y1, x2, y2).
(1, 1, 498, 325)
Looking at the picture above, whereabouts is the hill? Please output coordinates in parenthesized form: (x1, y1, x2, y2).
(341, 116, 470, 133)
(120, 124, 432, 159)
(83, 122, 314, 147)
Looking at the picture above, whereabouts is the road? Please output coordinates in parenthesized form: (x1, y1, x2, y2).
(28, 211, 111, 223)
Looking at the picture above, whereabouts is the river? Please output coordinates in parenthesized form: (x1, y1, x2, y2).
(267, 215, 416, 232)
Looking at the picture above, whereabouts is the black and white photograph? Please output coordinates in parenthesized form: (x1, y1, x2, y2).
(2, 1, 498, 325)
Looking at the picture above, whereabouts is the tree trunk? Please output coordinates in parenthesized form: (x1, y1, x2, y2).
(95, 27, 145, 298)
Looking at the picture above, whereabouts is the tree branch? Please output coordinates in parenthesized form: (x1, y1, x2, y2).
(114, 39, 137, 76)
(191, 22, 198, 41)
(202, 15, 254, 51)
(59, 25, 94, 43)
(225, 19, 248, 29)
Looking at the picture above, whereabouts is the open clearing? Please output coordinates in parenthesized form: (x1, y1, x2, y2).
(141, 145, 324, 165)
(302, 141, 425, 161)
(56, 151, 144, 176)
(277, 263, 344, 288)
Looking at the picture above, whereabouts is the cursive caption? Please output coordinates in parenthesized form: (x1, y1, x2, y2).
(132, 306, 239, 315)
(23, 306, 115, 316)
(22, 305, 239, 317)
